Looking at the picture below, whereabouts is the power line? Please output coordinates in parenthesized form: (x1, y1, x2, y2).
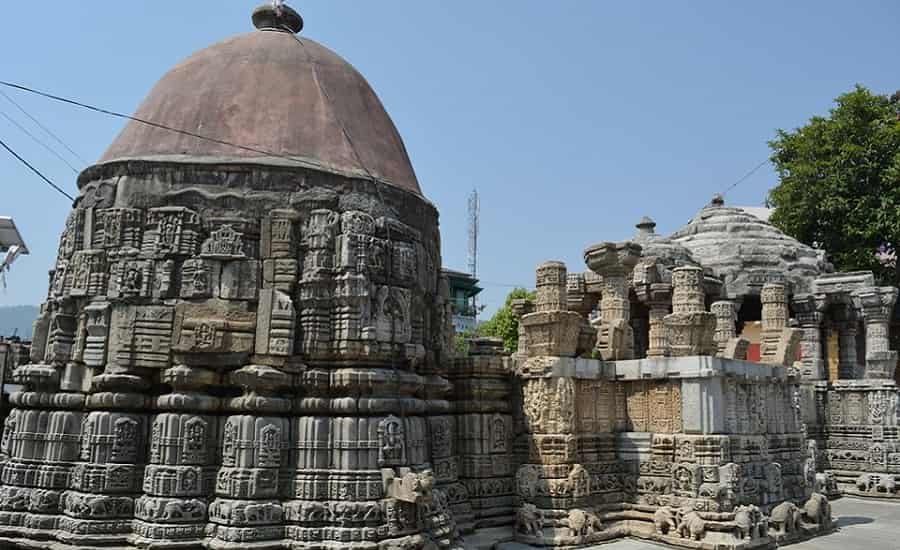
(0, 107, 80, 173)
(0, 136, 75, 201)
(0, 89, 88, 165)
(0, 80, 339, 172)
(722, 158, 769, 196)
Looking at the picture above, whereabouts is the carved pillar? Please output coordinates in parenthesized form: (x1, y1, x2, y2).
(792, 294, 827, 380)
(520, 262, 583, 358)
(646, 302, 670, 357)
(208, 365, 290, 549)
(1, 363, 83, 538)
(853, 287, 899, 379)
(663, 266, 716, 357)
(583, 242, 642, 360)
(759, 283, 802, 367)
(510, 299, 534, 359)
(633, 262, 672, 358)
(298, 209, 338, 358)
(535, 261, 567, 313)
(448, 339, 513, 531)
(711, 300, 737, 356)
(834, 304, 860, 379)
(133, 366, 219, 547)
(60, 372, 150, 545)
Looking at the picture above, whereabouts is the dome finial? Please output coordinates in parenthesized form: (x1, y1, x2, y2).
(253, 1, 304, 34)
(635, 216, 656, 235)
(710, 193, 725, 207)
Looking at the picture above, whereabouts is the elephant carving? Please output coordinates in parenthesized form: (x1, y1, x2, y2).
(516, 503, 542, 536)
(677, 509, 706, 540)
(770, 501, 802, 534)
(653, 506, 677, 535)
(567, 508, 602, 538)
(803, 493, 831, 526)
(877, 476, 897, 494)
(856, 473, 873, 492)
(734, 504, 765, 540)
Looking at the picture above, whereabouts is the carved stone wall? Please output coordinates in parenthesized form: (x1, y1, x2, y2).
(811, 381, 900, 499)
(447, 339, 514, 531)
(0, 161, 460, 550)
(511, 354, 828, 549)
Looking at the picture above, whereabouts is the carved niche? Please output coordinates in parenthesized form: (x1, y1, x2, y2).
(378, 415, 406, 466)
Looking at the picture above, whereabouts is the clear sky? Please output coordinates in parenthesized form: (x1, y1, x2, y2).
(1, 1, 898, 317)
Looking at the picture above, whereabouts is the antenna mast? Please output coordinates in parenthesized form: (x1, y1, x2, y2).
(467, 190, 479, 278)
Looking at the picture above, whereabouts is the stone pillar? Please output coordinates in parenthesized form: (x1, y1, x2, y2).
(759, 283, 802, 367)
(762, 283, 789, 333)
(792, 294, 827, 380)
(1, 364, 84, 540)
(450, 339, 514, 530)
(60, 371, 150, 546)
(663, 266, 716, 357)
(207, 365, 290, 550)
(510, 299, 534, 359)
(535, 261, 568, 313)
(521, 262, 583, 358)
(583, 242, 642, 360)
(298, 209, 338, 358)
(711, 300, 738, 355)
(133, 366, 219, 547)
(834, 305, 860, 379)
(646, 303, 670, 357)
(634, 283, 672, 358)
(853, 287, 899, 379)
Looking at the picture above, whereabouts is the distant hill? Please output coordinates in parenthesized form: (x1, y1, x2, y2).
(0, 306, 38, 339)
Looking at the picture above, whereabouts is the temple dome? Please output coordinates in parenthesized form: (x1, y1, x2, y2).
(99, 5, 422, 195)
(669, 195, 832, 298)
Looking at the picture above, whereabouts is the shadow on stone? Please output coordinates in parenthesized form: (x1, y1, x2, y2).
(836, 516, 874, 527)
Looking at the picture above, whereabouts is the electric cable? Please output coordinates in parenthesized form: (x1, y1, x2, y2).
(0, 135, 75, 201)
(0, 89, 88, 165)
(0, 107, 80, 173)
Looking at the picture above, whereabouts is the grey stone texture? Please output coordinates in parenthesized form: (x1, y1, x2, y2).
(0, 3, 897, 550)
(507, 261, 832, 550)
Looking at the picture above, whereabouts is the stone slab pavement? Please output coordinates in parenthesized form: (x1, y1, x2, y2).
(467, 497, 900, 550)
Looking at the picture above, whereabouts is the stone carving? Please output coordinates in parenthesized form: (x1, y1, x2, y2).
(567, 508, 602, 538)
(758, 283, 802, 367)
(653, 506, 678, 534)
(803, 492, 832, 526)
(853, 286, 899, 379)
(584, 242, 641, 360)
(734, 504, 765, 539)
(677, 508, 706, 540)
(520, 262, 585, 357)
(664, 267, 716, 357)
(516, 503, 542, 536)
(769, 501, 802, 534)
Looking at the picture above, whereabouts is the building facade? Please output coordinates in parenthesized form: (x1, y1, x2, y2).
(441, 269, 482, 334)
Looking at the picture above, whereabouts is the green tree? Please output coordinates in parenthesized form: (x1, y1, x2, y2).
(476, 287, 535, 353)
(768, 86, 900, 285)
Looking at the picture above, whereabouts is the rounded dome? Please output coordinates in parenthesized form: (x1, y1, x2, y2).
(100, 23, 421, 195)
(670, 196, 831, 298)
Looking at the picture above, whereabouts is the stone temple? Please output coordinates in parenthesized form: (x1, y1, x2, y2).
(0, 4, 896, 550)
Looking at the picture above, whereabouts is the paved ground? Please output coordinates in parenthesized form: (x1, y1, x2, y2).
(469, 497, 900, 550)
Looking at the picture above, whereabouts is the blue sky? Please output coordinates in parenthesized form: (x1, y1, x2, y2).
(1, 1, 898, 317)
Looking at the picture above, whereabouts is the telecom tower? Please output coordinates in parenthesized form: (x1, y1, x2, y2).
(467, 190, 480, 320)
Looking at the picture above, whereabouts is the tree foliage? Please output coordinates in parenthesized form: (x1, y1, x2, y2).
(476, 287, 536, 353)
(768, 86, 900, 285)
